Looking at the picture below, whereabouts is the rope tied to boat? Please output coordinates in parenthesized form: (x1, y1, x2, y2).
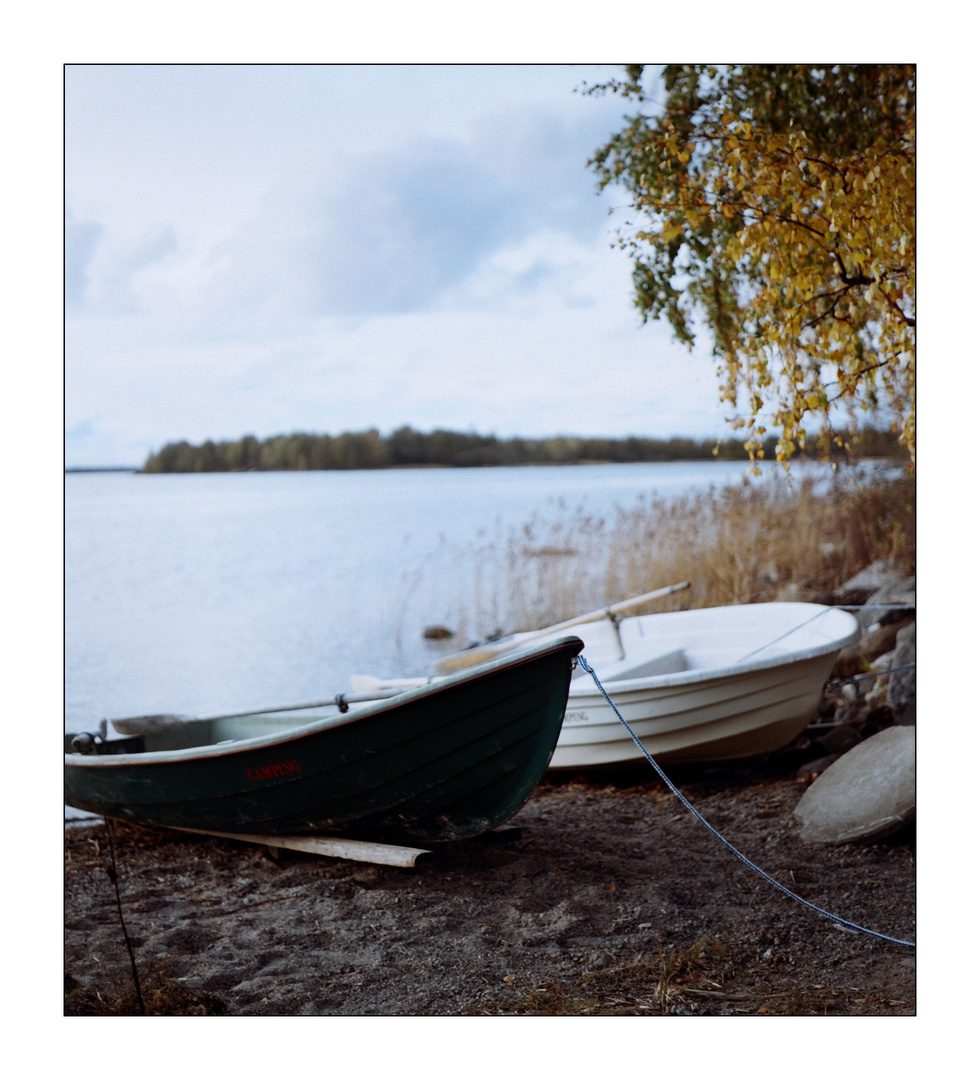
(826, 663, 915, 692)
(572, 654, 915, 949)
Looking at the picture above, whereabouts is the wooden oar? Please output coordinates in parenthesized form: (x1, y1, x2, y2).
(349, 674, 436, 694)
(434, 580, 691, 675)
(166, 827, 431, 868)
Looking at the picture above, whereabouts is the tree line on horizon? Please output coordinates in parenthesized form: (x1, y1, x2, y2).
(141, 425, 905, 473)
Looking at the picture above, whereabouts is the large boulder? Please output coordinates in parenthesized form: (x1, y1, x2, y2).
(792, 726, 915, 844)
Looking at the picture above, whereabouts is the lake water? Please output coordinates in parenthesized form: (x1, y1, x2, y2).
(65, 459, 879, 735)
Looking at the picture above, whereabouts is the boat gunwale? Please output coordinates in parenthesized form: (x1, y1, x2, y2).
(65, 635, 584, 770)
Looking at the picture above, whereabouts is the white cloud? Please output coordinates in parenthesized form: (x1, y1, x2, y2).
(64, 206, 105, 308)
(64, 64, 730, 465)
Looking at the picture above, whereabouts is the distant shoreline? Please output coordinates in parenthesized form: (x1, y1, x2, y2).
(65, 460, 716, 474)
(136, 425, 906, 475)
(65, 460, 729, 476)
(65, 466, 140, 474)
(66, 423, 907, 475)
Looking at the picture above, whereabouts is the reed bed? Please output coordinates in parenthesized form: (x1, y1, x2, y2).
(444, 469, 914, 641)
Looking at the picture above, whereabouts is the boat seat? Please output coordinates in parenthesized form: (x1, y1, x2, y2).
(111, 713, 194, 736)
(97, 735, 146, 755)
(111, 713, 211, 752)
(595, 647, 689, 682)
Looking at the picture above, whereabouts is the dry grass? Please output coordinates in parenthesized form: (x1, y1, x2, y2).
(65, 961, 228, 1015)
(484, 937, 913, 1016)
(451, 470, 914, 639)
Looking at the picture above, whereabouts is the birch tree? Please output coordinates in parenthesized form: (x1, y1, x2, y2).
(589, 64, 915, 466)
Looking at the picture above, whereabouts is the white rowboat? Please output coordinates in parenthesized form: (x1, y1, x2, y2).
(552, 602, 860, 767)
(353, 601, 860, 768)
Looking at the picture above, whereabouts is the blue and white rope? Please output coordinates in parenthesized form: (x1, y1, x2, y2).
(573, 654, 915, 949)
(826, 663, 915, 691)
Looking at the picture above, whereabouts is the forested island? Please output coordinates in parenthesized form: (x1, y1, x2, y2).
(140, 425, 904, 473)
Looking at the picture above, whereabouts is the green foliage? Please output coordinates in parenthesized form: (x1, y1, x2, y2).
(588, 65, 915, 465)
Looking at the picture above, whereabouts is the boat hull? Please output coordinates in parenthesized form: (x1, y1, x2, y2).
(65, 637, 583, 844)
(551, 603, 860, 768)
(555, 653, 842, 767)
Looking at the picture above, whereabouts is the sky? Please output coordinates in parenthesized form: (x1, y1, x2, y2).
(64, 63, 733, 466)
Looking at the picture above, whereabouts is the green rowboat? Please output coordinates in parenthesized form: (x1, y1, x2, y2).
(64, 636, 583, 844)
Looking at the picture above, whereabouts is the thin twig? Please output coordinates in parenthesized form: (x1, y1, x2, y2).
(104, 815, 145, 1015)
(221, 892, 310, 917)
(678, 987, 795, 1000)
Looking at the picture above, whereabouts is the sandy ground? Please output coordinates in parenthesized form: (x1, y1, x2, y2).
(64, 730, 915, 1017)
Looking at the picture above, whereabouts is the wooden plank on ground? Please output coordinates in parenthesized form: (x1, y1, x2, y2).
(166, 826, 431, 867)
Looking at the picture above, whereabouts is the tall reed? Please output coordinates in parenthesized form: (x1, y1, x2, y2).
(450, 471, 914, 638)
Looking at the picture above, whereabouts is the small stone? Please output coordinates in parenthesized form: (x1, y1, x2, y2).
(887, 623, 916, 726)
(871, 649, 897, 673)
(796, 754, 841, 781)
(833, 703, 865, 727)
(793, 726, 914, 844)
(422, 625, 454, 640)
(865, 680, 888, 710)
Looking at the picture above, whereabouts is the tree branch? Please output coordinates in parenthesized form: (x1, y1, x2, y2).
(879, 286, 916, 327)
(833, 250, 874, 287)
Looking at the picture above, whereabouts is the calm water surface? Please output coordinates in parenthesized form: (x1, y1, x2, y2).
(65, 460, 867, 733)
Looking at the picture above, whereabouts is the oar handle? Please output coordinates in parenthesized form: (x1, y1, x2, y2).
(187, 688, 407, 721)
(107, 688, 407, 733)
(535, 581, 691, 636)
(436, 581, 691, 674)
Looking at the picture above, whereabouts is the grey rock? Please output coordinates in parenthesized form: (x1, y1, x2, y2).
(864, 649, 898, 708)
(855, 576, 915, 631)
(817, 722, 863, 756)
(842, 560, 904, 592)
(834, 621, 911, 677)
(832, 703, 866, 727)
(887, 623, 916, 726)
(871, 649, 897, 672)
(793, 726, 915, 844)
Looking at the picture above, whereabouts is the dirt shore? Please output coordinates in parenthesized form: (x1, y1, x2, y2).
(64, 732, 915, 1017)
